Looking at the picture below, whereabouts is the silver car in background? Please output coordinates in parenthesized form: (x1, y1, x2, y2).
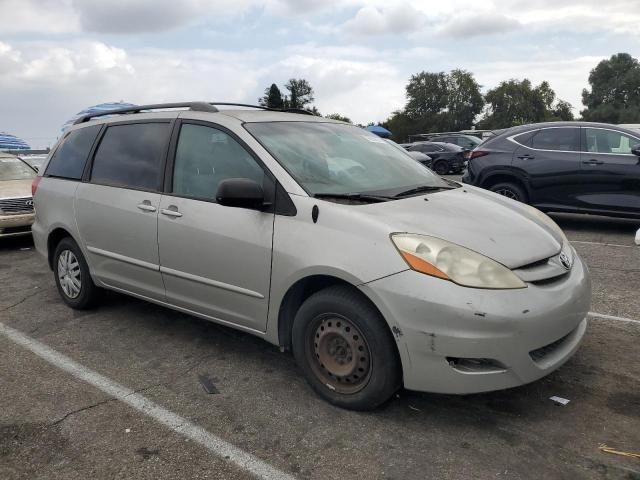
(0, 152, 36, 238)
(32, 102, 591, 410)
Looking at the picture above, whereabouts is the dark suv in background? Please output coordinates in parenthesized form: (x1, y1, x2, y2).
(462, 122, 640, 219)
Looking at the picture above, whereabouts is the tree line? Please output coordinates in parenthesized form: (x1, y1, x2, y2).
(258, 53, 640, 141)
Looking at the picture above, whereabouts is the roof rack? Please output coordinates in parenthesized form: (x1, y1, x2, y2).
(74, 101, 316, 125)
(73, 102, 219, 124)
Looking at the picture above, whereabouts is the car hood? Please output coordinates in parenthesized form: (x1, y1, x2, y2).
(360, 186, 562, 269)
(0, 179, 33, 199)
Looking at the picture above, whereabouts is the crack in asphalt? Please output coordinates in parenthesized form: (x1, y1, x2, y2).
(49, 382, 164, 427)
(0, 289, 42, 314)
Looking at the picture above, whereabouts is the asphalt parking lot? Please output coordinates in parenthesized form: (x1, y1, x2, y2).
(1, 203, 639, 479)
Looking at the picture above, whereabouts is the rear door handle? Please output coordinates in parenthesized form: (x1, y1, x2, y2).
(137, 201, 157, 212)
(161, 207, 182, 218)
(517, 154, 535, 160)
(582, 159, 604, 165)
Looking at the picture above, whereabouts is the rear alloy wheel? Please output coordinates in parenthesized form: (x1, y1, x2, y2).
(292, 286, 401, 410)
(53, 237, 100, 309)
(489, 182, 528, 203)
(433, 161, 449, 175)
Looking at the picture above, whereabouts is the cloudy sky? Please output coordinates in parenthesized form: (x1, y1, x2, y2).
(1, 0, 638, 147)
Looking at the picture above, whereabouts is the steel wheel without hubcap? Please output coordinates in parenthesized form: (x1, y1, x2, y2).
(308, 314, 372, 395)
(57, 249, 81, 299)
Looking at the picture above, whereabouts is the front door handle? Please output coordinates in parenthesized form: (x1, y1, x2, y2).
(582, 159, 604, 165)
(161, 206, 182, 218)
(517, 154, 535, 160)
(137, 201, 157, 212)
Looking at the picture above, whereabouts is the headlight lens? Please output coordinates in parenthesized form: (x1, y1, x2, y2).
(391, 234, 526, 289)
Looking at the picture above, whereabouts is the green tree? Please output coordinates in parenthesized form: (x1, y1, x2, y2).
(478, 79, 572, 129)
(405, 71, 448, 119)
(259, 83, 284, 109)
(325, 113, 352, 123)
(383, 69, 484, 141)
(444, 69, 485, 131)
(581, 53, 640, 123)
(285, 78, 315, 110)
(551, 100, 574, 121)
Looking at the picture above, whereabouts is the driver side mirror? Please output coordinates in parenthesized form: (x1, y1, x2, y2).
(632, 144, 640, 157)
(216, 178, 265, 210)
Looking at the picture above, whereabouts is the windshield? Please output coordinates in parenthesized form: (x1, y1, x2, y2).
(0, 157, 35, 181)
(245, 122, 450, 196)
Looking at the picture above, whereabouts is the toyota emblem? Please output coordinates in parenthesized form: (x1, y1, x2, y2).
(26, 199, 34, 207)
(559, 252, 572, 270)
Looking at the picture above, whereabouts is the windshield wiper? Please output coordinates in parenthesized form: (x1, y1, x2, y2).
(394, 185, 456, 198)
(313, 192, 395, 203)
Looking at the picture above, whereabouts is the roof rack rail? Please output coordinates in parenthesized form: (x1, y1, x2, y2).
(209, 103, 315, 115)
(73, 101, 318, 125)
(280, 108, 315, 116)
(73, 102, 219, 125)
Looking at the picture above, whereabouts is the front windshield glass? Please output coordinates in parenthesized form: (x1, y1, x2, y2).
(245, 122, 451, 196)
(0, 157, 35, 181)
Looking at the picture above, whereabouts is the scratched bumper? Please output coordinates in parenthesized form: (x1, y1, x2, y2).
(359, 254, 591, 394)
(0, 213, 35, 237)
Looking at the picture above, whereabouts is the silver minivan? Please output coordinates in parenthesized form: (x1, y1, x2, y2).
(32, 103, 591, 410)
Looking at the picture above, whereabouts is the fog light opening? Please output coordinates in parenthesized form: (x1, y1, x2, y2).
(446, 357, 507, 373)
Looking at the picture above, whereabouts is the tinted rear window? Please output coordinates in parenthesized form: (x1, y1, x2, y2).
(91, 123, 170, 191)
(531, 128, 579, 151)
(45, 125, 101, 180)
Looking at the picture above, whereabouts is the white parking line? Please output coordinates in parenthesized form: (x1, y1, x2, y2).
(588, 312, 640, 325)
(0, 322, 295, 480)
(571, 240, 635, 248)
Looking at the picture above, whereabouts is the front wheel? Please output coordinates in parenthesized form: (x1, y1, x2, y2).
(489, 182, 528, 203)
(292, 286, 401, 410)
(433, 161, 449, 176)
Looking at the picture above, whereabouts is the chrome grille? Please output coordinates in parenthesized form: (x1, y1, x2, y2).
(0, 197, 34, 214)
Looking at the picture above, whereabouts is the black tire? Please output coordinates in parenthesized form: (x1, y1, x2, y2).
(489, 181, 528, 203)
(53, 237, 100, 309)
(433, 161, 449, 175)
(292, 285, 401, 411)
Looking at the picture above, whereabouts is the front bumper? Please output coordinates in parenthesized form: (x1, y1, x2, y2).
(0, 213, 35, 238)
(360, 254, 591, 394)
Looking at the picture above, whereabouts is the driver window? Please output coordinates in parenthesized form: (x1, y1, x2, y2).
(173, 124, 264, 201)
(584, 128, 638, 154)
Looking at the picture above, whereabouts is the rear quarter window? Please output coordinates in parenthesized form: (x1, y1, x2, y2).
(45, 125, 101, 180)
(530, 128, 579, 151)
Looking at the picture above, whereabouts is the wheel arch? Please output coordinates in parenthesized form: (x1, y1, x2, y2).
(47, 227, 75, 270)
(480, 169, 530, 197)
(276, 274, 401, 369)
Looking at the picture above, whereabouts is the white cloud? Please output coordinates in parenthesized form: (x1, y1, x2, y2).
(2, 0, 639, 38)
(344, 3, 426, 35)
(437, 13, 520, 38)
(0, 0, 79, 34)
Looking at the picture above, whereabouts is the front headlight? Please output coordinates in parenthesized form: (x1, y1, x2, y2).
(391, 234, 526, 289)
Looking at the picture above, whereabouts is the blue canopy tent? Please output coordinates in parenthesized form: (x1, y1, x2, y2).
(0, 132, 30, 150)
(366, 125, 392, 138)
(61, 102, 137, 133)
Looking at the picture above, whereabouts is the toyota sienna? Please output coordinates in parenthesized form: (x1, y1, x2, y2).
(32, 103, 591, 410)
